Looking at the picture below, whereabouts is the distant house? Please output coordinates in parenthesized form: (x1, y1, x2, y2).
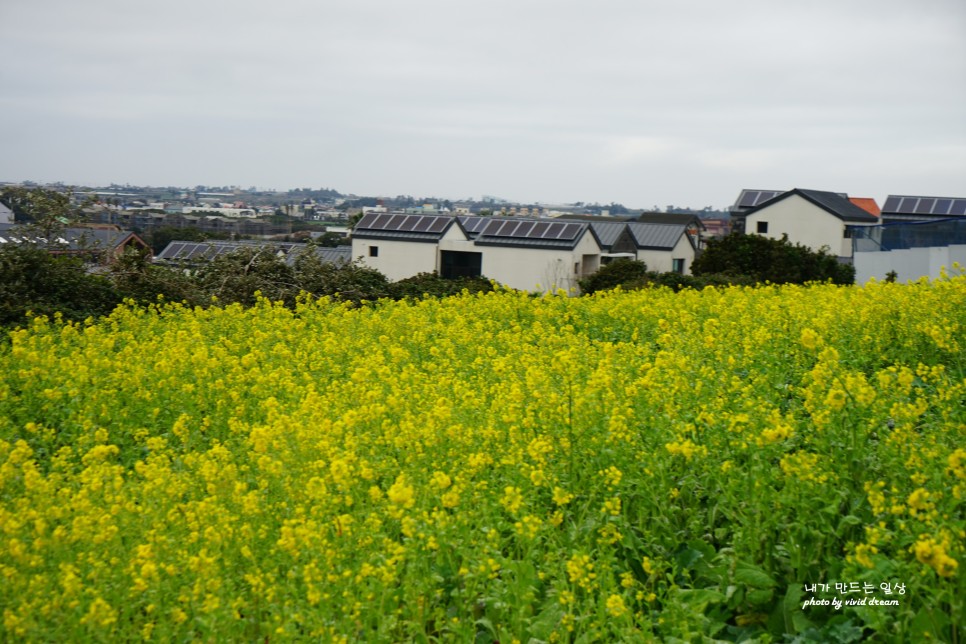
(627, 222, 700, 274)
(468, 218, 602, 291)
(731, 189, 879, 260)
(351, 213, 469, 281)
(0, 223, 150, 264)
(350, 213, 603, 292)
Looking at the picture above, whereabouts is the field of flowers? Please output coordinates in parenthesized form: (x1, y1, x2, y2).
(1, 277, 964, 641)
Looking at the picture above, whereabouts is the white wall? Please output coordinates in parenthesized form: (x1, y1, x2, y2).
(477, 232, 601, 293)
(352, 237, 438, 281)
(636, 234, 695, 274)
(744, 194, 875, 258)
(854, 245, 966, 284)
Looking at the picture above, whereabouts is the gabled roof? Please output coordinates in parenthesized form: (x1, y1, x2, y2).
(739, 188, 879, 223)
(635, 213, 705, 228)
(352, 212, 466, 243)
(627, 222, 695, 251)
(585, 221, 629, 249)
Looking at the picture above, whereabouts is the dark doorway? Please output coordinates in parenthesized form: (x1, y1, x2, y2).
(440, 250, 483, 279)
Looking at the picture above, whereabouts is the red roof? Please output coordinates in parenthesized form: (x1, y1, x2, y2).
(849, 197, 881, 217)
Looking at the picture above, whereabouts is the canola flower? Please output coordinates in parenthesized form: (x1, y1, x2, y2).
(1, 277, 964, 641)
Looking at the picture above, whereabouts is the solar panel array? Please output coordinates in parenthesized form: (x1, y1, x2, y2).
(736, 190, 783, 209)
(156, 240, 310, 262)
(479, 219, 583, 241)
(882, 196, 966, 217)
(458, 216, 491, 235)
(355, 212, 452, 234)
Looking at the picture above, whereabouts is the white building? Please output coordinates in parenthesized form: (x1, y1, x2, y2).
(351, 213, 603, 293)
(183, 206, 256, 218)
(588, 218, 701, 274)
(733, 189, 879, 260)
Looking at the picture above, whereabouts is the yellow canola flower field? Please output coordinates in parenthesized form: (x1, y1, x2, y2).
(1, 278, 964, 641)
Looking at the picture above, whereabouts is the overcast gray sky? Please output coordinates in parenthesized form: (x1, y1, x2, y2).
(1, 0, 964, 209)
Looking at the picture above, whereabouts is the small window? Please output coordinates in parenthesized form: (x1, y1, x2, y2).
(574, 262, 580, 275)
(756, 221, 769, 234)
(369, 246, 379, 257)
(843, 228, 853, 238)
(672, 258, 685, 274)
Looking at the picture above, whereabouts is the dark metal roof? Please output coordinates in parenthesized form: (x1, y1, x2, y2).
(586, 221, 628, 249)
(627, 223, 691, 250)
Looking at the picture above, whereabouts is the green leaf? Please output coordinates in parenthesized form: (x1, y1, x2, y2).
(734, 562, 776, 588)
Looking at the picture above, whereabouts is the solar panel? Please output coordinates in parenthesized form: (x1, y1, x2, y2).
(531, 221, 550, 238)
(560, 223, 581, 239)
(427, 217, 450, 233)
(899, 198, 919, 214)
(386, 214, 406, 229)
(544, 223, 564, 239)
(764, 191, 784, 204)
(462, 217, 488, 233)
(915, 198, 935, 214)
(951, 200, 966, 216)
(933, 199, 952, 215)
(883, 196, 901, 212)
(398, 216, 419, 232)
(494, 220, 515, 236)
(166, 242, 185, 257)
(738, 191, 758, 208)
(356, 213, 378, 228)
(370, 214, 392, 229)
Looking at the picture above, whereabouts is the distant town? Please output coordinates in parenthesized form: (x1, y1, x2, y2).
(1, 180, 964, 290)
(0, 180, 733, 221)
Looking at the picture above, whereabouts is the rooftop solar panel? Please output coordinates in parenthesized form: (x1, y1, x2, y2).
(427, 217, 450, 233)
(531, 221, 550, 238)
(951, 200, 966, 216)
(370, 214, 392, 229)
(560, 223, 581, 239)
(544, 223, 564, 239)
(166, 242, 186, 257)
(386, 214, 406, 229)
(933, 199, 952, 215)
(493, 220, 514, 236)
(738, 191, 758, 208)
(462, 217, 488, 233)
(411, 216, 432, 232)
(398, 216, 418, 232)
(883, 196, 901, 212)
(915, 198, 935, 214)
(511, 222, 533, 238)
(899, 198, 919, 214)
(356, 213, 378, 228)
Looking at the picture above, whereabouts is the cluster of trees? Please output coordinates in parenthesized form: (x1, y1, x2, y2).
(579, 233, 854, 295)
